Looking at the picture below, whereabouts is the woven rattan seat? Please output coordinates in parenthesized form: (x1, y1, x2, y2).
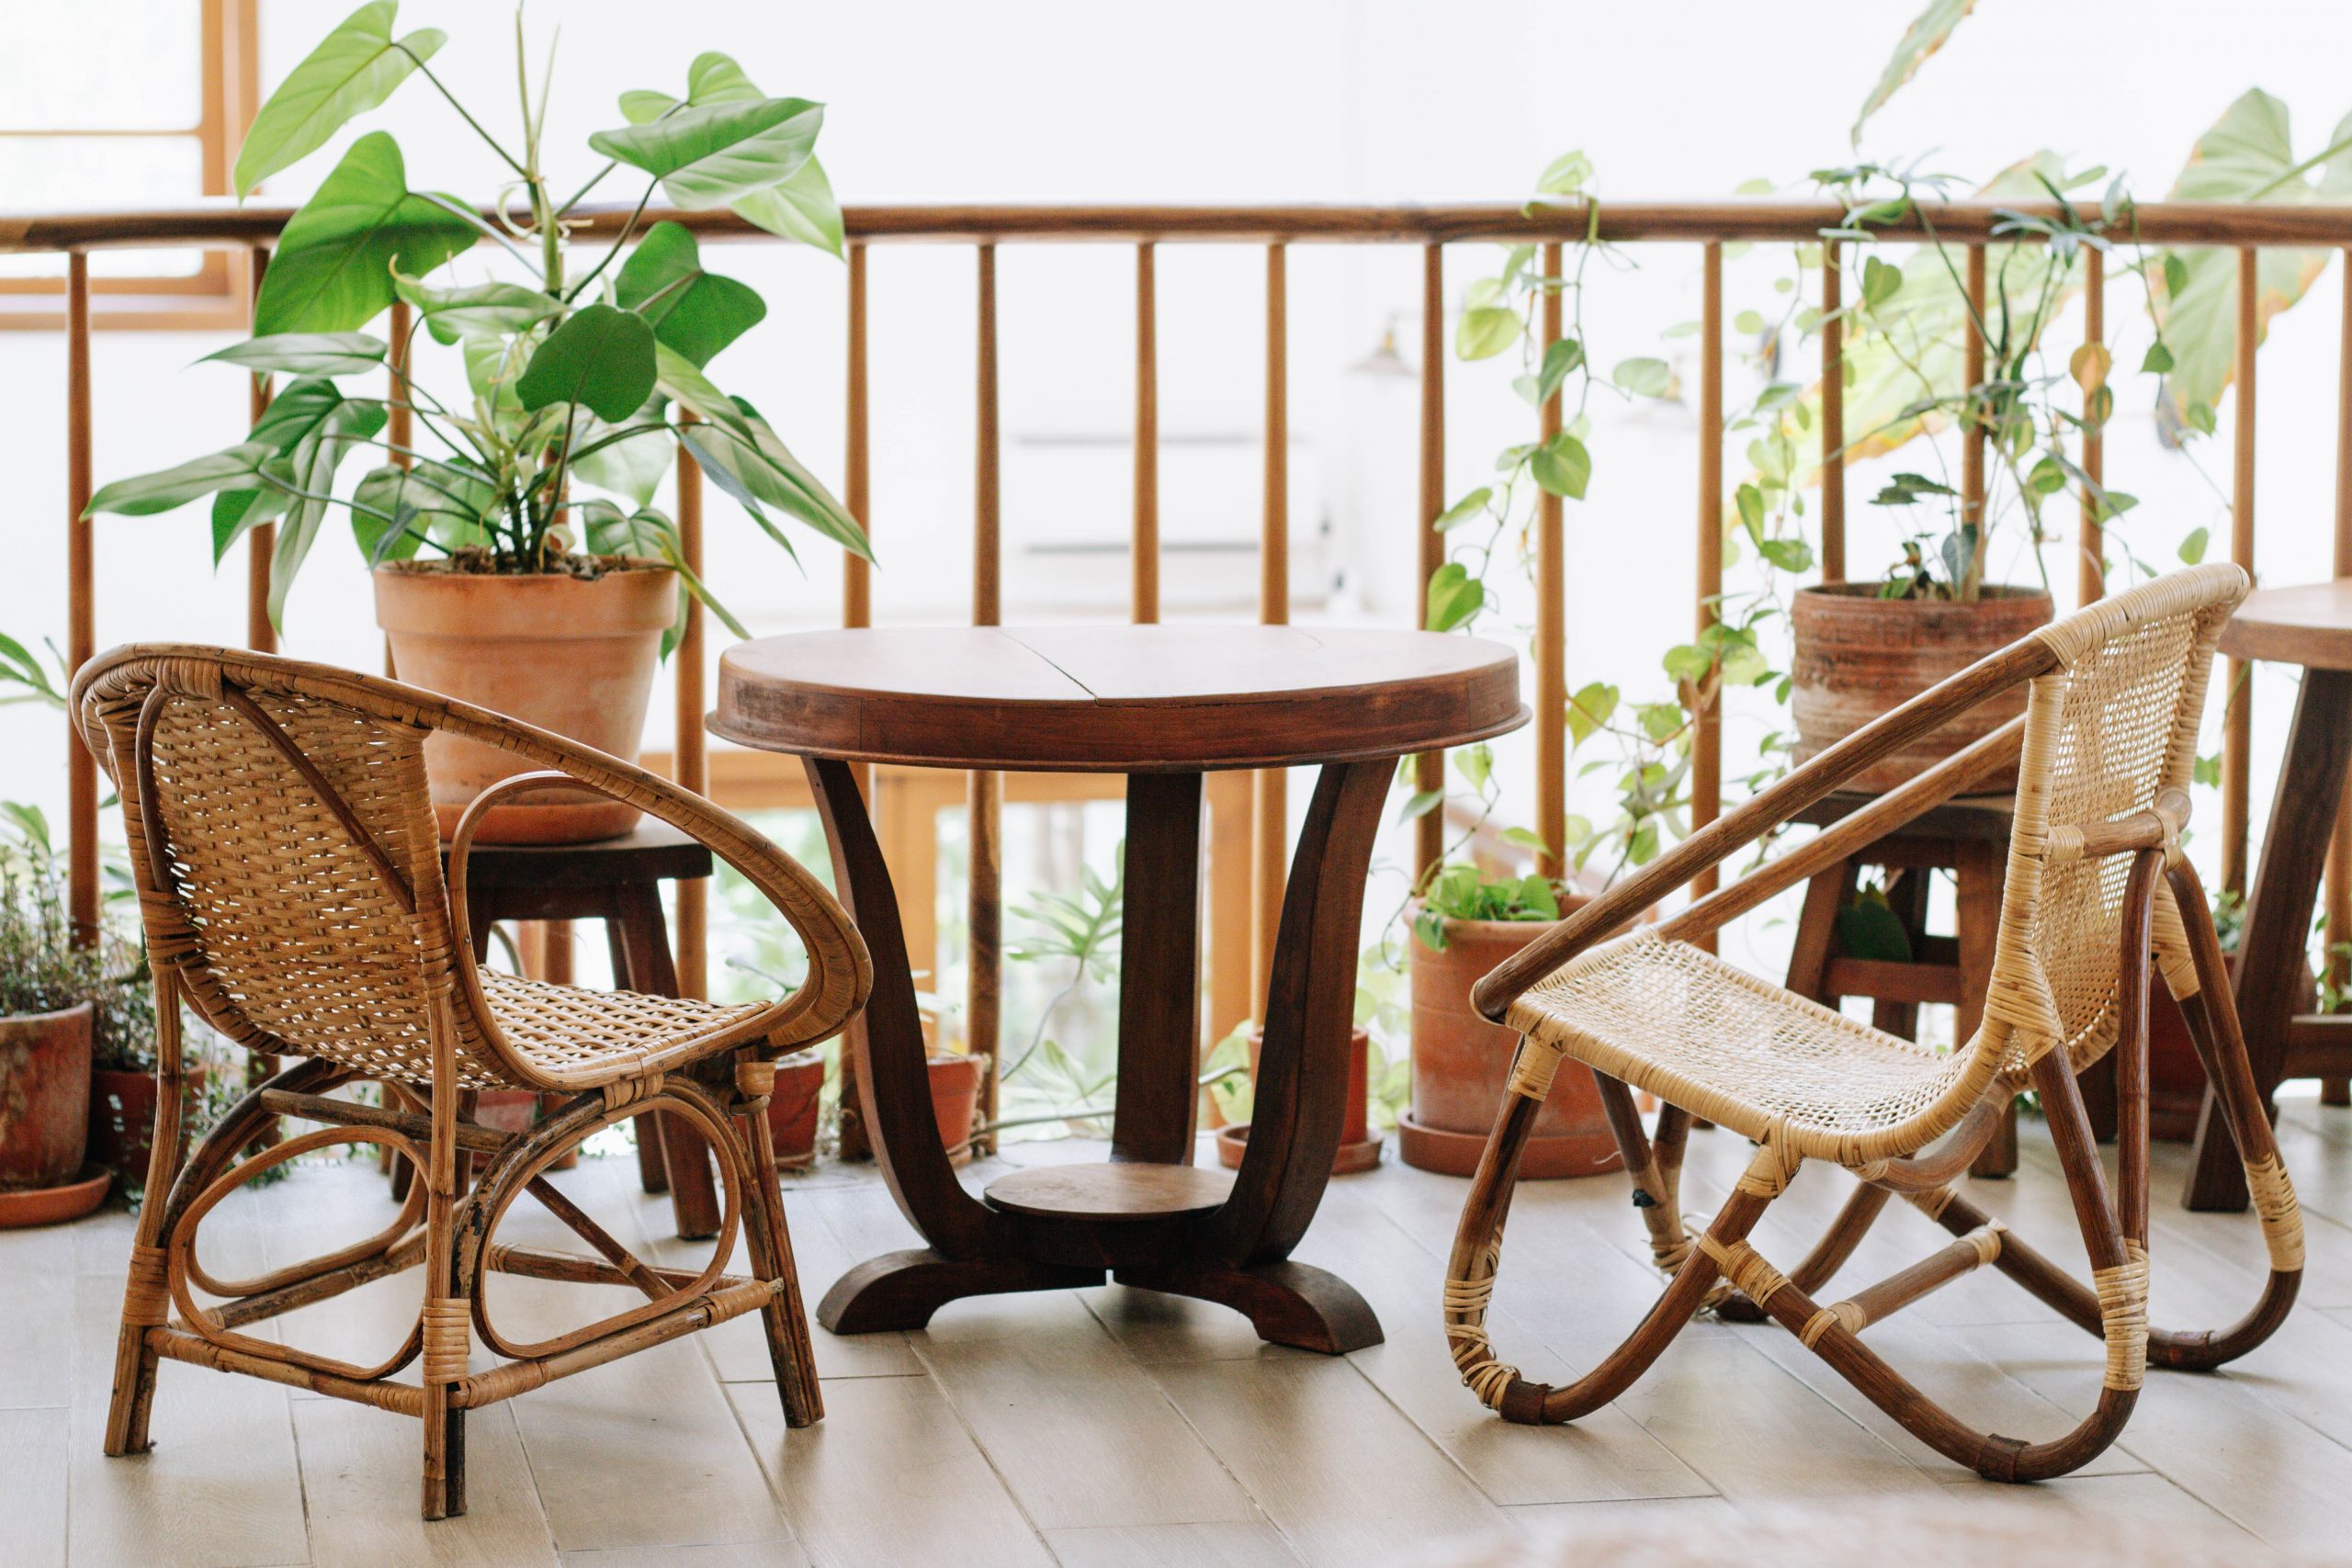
(1443, 566, 2307, 1484)
(478, 970, 768, 1085)
(1509, 933, 1972, 1147)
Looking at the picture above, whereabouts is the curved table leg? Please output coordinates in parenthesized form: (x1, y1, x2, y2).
(1113, 772, 1204, 1164)
(805, 759, 1012, 1331)
(2184, 668, 2352, 1210)
(1193, 758, 1391, 1350)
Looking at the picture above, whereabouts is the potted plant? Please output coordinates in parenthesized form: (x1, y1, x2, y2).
(0, 839, 127, 1224)
(1211, 1023, 1383, 1175)
(85, 5, 871, 843)
(1396, 863, 1635, 1179)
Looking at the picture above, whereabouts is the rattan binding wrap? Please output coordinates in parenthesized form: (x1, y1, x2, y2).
(2245, 1154, 2305, 1272)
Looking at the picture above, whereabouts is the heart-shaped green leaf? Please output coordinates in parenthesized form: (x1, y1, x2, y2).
(253, 132, 479, 334)
(85, 442, 276, 517)
(588, 96, 823, 210)
(392, 270, 560, 345)
(658, 346, 868, 558)
(616, 221, 766, 367)
(571, 402, 676, 507)
(210, 378, 385, 559)
(515, 305, 659, 423)
(616, 55, 842, 254)
(232, 1, 445, 198)
(267, 396, 388, 628)
(202, 332, 388, 378)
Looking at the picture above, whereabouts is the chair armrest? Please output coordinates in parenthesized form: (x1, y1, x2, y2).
(444, 764, 872, 1081)
(1470, 635, 2058, 1021)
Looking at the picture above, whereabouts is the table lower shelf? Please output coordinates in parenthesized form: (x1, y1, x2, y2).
(983, 1160, 1234, 1222)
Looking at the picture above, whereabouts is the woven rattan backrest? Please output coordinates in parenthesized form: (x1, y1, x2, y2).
(72, 648, 504, 1087)
(1975, 563, 2247, 1078)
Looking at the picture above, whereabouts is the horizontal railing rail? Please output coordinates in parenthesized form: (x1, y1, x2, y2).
(23, 197, 2352, 1151)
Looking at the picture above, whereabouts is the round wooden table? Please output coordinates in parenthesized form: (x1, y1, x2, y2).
(712, 624, 1525, 1352)
(2184, 581, 2352, 1208)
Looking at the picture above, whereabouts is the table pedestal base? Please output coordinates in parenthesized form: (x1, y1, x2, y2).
(818, 1247, 1382, 1354)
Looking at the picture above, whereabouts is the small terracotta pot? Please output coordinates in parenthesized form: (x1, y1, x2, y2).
(471, 1088, 577, 1170)
(374, 559, 677, 845)
(1215, 1025, 1383, 1175)
(1791, 583, 2052, 793)
(929, 1052, 983, 1165)
(88, 1059, 208, 1190)
(0, 1002, 94, 1190)
(1402, 908, 1625, 1179)
(767, 1051, 826, 1170)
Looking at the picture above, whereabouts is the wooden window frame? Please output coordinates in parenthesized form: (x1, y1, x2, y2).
(0, 0, 259, 331)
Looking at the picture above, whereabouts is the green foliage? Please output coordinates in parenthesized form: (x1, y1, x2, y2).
(1850, 0, 1977, 147)
(1413, 864, 1561, 952)
(86, 5, 865, 631)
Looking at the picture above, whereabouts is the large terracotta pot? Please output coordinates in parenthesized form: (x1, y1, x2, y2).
(374, 559, 677, 844)
(0, 1002, 94, 1190)
(929, 1052, 983, 1165)
(1791, 583, 2052, 793)
(1402, 912, 1623, 1179)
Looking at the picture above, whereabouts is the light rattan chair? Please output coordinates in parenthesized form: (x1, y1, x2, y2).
(71, 643, 872, 1519)
(1446, 564, 2302, 1481)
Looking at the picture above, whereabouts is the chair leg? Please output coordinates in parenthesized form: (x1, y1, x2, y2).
(105, 985, 194, 1459)
(736, 1089, 823, 1427)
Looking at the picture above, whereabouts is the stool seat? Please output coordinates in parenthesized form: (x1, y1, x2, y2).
(438, 823, 712, 889)
(1792, 790, 2015, 841)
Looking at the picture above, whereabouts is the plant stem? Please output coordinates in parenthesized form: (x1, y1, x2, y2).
(398, 46, 528, 179)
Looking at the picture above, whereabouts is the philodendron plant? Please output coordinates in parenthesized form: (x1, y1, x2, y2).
(86, 3, 870, 634)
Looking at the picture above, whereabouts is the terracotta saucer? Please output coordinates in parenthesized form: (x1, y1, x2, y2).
(0, 1163, 115, 1228)
(1214, 1122, 1384, 1176)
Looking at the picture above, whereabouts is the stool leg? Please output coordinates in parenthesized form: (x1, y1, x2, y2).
(616, 884, 724, 1239)
(1786, 862, 1856, 1003)
(1957, 842, 2018, 1179)
(1869, 868, 1932, 1040)
(606, 917, 673, 1196)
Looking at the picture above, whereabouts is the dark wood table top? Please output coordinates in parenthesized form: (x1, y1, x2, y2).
(710, 624, 1527, 772)
(2220, 580, 2352, 671)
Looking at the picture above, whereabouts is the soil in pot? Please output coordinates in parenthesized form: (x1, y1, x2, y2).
(374, 558, 678, 845)
(0, 1001, 95, 1191)
(88, 1058, 208, 1190)
(1215, 1026, 1384, 1175)
(1404, 910, 1625, 1179)
(1791, 583, 2052, 793)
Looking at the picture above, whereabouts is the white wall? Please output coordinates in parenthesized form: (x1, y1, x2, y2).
(6, 0, 2351, 988)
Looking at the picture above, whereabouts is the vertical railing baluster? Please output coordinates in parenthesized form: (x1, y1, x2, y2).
(1534, 243, 1566, 878)
(2223, 246, 2257, 895)
(66, 252, 96, 945)
(2078, 249, 2105, 608)
(1413, 243, 1446, 879)
(1819, 239, 1844, 583)
(2328, 251, 2352, 1106)
(673, 416, 707, 998)
(1134, 242, 1159, 624)
(1962, 245, 1987, 547)
(388, 297, 413, 466)
(1250, 243, 1289, 1012)
(835, 240, 876, 1157)
(1690, 241, 1724, 936)
(970, 243, 1004, 1152)
(247, 245, 276, 654)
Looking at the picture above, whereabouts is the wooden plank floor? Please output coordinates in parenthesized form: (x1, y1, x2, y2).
(8, 1101, 2351, 1566)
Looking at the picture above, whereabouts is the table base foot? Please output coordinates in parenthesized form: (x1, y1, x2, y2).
(1114, 1259, 1384, 1355)
(817, 1248, 1104, 1334)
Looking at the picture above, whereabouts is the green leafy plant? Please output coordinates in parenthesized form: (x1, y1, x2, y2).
(85, 4, 870, 634)
(1411, 862, 1560, 953)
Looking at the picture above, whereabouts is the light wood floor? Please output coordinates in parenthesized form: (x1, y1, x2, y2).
(9, 1099, 2352, 1567)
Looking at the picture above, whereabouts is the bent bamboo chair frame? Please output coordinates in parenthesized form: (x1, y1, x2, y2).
(1446, 564, 2304, 1482)
(70, 643, 874, 1519)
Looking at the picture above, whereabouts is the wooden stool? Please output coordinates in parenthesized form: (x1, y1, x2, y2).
(1785, 792, 2021, 1177)
(397, 825, 725, 1237)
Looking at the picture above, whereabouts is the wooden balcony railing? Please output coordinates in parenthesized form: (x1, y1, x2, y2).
(17, 197, 2352, 1137)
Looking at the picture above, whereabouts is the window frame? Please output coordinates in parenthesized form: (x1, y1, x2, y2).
(0, 0, 260, 332)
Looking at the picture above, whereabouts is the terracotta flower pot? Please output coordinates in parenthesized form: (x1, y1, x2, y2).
(1213, 1025, 1383, 1175)
(767, 1051, 826, 1170)
(1791, 583, 2052, 793)
(88, 1058, 207, 1190)
(373, 559, 677, 845)
(0, 1001, 94, 1190)
(1401, 910, 1624, 1179)
(471, 1088, 577, 1170)
(929, 1052, 983, 1165)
